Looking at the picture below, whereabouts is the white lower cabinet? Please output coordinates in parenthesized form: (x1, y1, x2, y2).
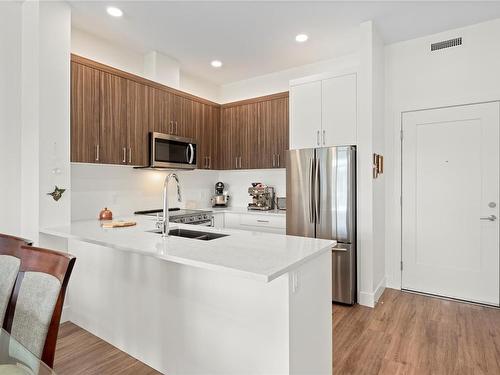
(212, 212, 225, 229)
(217, 212, 286, 234)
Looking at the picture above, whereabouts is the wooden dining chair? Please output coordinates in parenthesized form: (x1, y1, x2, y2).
(1, 244, 76, 368)
(0, 234, 32, 329)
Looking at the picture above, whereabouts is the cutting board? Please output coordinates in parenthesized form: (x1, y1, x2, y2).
(101, 220, 137, 229)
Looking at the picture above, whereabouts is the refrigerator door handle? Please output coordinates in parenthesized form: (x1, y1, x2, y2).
(315, 157, 321, 223)
(309, 158, 315, 223)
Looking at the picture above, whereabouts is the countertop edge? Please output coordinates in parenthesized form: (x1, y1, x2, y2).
(40, 227, 332, 283)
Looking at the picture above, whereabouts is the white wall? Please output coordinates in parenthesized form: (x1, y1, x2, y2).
(144, 50, 180, 88)
(180, 71, 221, 103)
(356, 21, 376, 306)
(71, 28, 220, 102)
(38, 1, 71, 232)
(0, 2, 22, 236)
(220, 54, 359, 103)
(371, 24, 386, 301)
(385, 18, 500, 289)
(72, 28, 145, 77)
(0, 1, 71, 243)
(71, 164, 285, 220)
(20, 0, 40, 243)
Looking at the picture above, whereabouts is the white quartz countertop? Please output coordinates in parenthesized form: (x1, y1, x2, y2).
(41, 216, 333, 283)
(205, 207, 286, 216)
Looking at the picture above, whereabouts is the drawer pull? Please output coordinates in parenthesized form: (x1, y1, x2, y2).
(257, 220, 269, 223)
(332, 246, 348, 252)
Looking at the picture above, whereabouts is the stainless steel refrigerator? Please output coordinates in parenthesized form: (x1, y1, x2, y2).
(286, 146, 356, 304)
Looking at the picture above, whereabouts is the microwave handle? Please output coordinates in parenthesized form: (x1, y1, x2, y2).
(187, 144, 194, 164)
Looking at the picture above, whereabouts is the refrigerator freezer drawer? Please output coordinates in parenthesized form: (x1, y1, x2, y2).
(332, 243, 356, 304)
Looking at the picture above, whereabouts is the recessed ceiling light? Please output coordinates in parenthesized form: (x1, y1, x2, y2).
(107, 6, 123, 17)
(295, 34, 308, 43)
(211, 60, 223, 68)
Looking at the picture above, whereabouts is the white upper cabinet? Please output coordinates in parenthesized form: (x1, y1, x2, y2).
(321, 74, 357, 146)
(289, 81, 322, 149)
(289, 73, 357, 150)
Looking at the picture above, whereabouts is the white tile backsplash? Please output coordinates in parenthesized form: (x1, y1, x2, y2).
(71, 164, 286, 220)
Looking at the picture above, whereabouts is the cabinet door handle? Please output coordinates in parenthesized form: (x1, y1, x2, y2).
(272, 154, 276, 167)
(175, 121, 178, 134)
(169, 121, 173, 133)
(322, 130, 326, 145)
(277, 153, 280, 167)
(480, 215, 497, 221)
(235, 157, 238, 169)
(95, 144, 100, 161)
(239, 156, 242, 169)
(208, 156, 211, 169)
(122, 147, 126, 163)
(129, 148, 132, 164)
(317, 130, 320, 146)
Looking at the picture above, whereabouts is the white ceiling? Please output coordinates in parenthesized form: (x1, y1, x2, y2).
(69, 1, 500, 85)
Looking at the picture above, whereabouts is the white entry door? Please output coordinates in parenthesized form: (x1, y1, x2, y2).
(402, 102, 500, 306)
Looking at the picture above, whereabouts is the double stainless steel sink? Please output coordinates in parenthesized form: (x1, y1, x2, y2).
(150, 228, 228, 241)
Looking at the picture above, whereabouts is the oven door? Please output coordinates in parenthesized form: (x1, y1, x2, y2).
(151, 132, 197, 169)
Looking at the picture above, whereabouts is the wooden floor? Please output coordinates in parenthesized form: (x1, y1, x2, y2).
(333, 289, 500, 374)
(54, 289, 500, 374)
(54, 322, 160, 375)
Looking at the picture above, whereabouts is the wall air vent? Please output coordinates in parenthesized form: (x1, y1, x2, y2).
(431, 37, 462, 51)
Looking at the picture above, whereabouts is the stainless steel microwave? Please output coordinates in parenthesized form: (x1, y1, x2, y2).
(149, 132, 197, 169)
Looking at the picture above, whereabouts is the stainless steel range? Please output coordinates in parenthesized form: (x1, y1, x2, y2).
(134, 208, 214, 226)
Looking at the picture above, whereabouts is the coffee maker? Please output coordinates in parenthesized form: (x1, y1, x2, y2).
(211, 182, 230, 207)
(248, 183, 275, 211)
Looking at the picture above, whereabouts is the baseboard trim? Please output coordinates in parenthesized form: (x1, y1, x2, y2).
(374, 277, 386, 304)
(358, 277, 386, 308)
(61, 305, 71, 323)
(358, 292, 375, 307)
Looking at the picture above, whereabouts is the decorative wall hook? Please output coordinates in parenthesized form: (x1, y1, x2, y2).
(47, 186, 66, 201)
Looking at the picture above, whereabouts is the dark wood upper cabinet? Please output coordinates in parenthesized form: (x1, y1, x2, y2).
(70, 55, 288, 170)
(238, 103, 259, 169)
(149, 87, 171, 135)
(258, 96, 289, 168)
(127, 81, 150, 166)
(177, 97, 197, 139)
(100, 71, 128, 165)
(219, 106, 239, 169)
(197, 104, 219, 169)
(220, 92, 289, 170)
(71, 62, 100, 163)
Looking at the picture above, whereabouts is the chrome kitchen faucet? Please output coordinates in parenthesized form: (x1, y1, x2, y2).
(156, 173, 182, 237)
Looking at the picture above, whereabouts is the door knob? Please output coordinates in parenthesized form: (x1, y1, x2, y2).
(480, 215, 497, 221)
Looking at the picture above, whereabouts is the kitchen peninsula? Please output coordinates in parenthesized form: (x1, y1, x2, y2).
(41, 216, 333, 375)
